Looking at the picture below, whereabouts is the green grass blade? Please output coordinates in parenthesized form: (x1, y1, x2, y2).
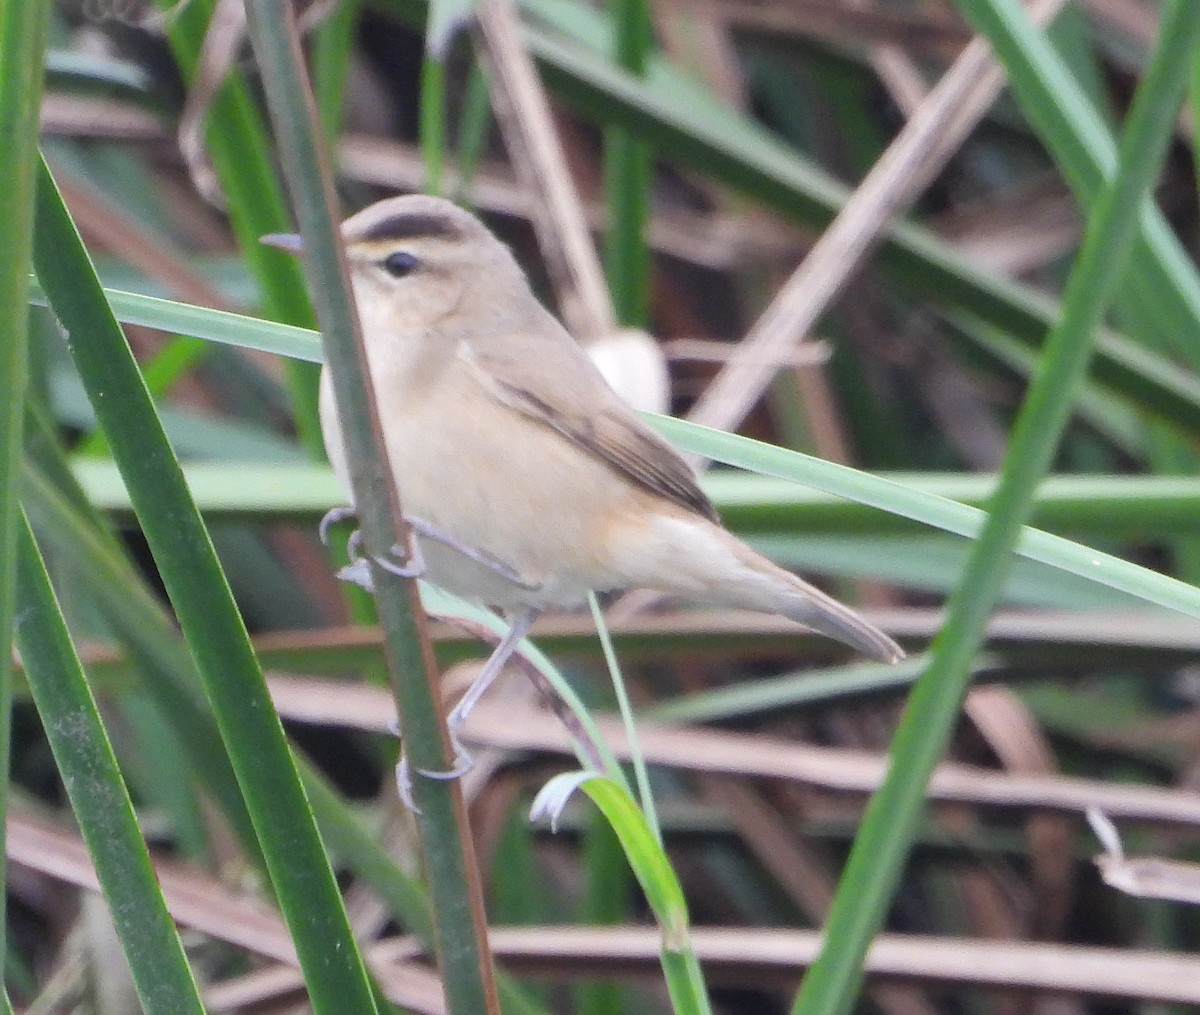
(32, 156, 378, 1015)
(453, 58, 494, 207)
(955, 0, 1200, 365)
(64, 443, 1200, 615)
(424, 0, 473, 196)
(33, 271, 1200, 446)
(13, 512, 206, 1015)
(603, 0, 652, 327)
(420, 55, 446, 195)
(26, 278, 324, 362)
(534, 774, 713, 1015)
(587, 593, 659, 840)
(313, 0, 360, 144)
(648, 655, 938, 726)
(0, 0, 50, 980)
(791, 7, 1200, 1014)
(1195, 45, 1200, 187)
(20, 457, 260, 858)
(654, 418, 1200, 618)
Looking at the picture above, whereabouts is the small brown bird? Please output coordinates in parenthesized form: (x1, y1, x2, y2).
(266, 195, 902, 778)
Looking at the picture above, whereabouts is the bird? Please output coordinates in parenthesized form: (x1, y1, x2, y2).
(263, 194, 903, 788)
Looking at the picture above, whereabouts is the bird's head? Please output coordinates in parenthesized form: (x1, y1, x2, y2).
(263, 194, 528, 338)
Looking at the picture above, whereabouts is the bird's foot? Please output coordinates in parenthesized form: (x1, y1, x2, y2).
(319, 506, 542, 591)
(327, 518, 425, 592)
(393, 732, 474, 811)
(394, 755, 419, 812)
(416, 727, 475, 781)
(318, 505, 358, 546)
(390, 609, 540, 809)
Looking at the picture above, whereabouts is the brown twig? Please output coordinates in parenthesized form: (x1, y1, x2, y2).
(684, 0, 1069, 443)
(475, 0, 616, 340)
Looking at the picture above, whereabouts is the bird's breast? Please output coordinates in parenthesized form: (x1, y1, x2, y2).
(321, 354, 647, 610)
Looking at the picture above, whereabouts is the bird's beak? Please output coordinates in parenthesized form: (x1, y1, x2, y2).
(260, 232, 305, 254)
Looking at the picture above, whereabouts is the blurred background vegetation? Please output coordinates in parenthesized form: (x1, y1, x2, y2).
(8, 0, 1200, 1013)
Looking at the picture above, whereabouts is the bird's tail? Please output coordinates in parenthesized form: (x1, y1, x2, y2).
(628, 514, 904, 664)
(730, 548, 905, 663)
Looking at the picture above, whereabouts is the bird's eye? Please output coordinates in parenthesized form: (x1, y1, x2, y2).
(381, 250, 419, 278)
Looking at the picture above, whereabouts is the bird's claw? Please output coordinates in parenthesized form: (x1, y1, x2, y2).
(319, 505, 358, 546)
(336, 558, 374, 591)
(393, 735, 474, 812)
(335, 528, 425, 589)
(416, 730, 475, 781)
(395, 756, 420, 813)
(372, 543, 425, 579)
(320, 507, 540, 591)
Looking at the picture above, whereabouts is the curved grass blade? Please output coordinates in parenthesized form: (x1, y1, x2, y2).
(26, 278, 323, 362)
(532, 774, 712, 1015)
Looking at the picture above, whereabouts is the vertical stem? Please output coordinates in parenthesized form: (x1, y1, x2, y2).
(604, 0, 653, 327)
(312, 0, 360, 147)
(0, 0, 50, 982)
(421, 56, 447, 195)
(244, 8, 501, 1013)
(454, 58, 494, 206)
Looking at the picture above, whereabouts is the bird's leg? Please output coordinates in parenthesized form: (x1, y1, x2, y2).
(406, 516, 542, 590)
(318, 506, 542, 591)
(414, 607, 541, 782)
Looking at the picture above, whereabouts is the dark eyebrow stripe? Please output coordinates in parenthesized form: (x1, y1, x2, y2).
(358, 213, 460, 243)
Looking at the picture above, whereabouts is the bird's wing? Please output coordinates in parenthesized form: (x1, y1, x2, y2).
(462, 325, 719, 523)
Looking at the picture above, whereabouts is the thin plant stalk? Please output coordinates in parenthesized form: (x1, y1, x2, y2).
(604, 0, 652, 326)
(588, 592, 660, 843)
(242, 7, 501, 1013)
(421, 56, 447, 195)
